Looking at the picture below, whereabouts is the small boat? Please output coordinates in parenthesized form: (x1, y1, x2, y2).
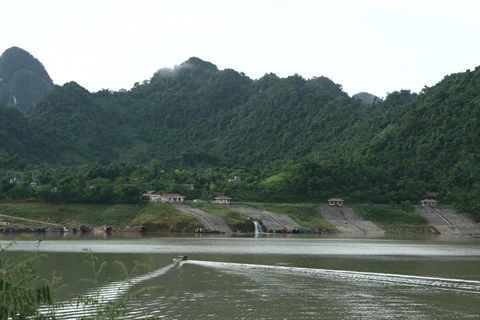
(195, 228, 225, 234)
(465, 234, 480, 239)
(173, 255, 188, 262)
(94, 225, 113, 233)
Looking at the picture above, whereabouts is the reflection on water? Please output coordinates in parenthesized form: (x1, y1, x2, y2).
(2, 236, 480, 319)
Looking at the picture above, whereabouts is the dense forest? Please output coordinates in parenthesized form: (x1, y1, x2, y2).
(1, 47, 479, 221)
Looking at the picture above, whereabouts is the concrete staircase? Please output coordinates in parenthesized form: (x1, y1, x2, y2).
(414, 206, 480, 236)
(319, 205, 385, 236)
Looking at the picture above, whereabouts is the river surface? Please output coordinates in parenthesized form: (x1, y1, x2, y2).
(1, 233, 480, 319)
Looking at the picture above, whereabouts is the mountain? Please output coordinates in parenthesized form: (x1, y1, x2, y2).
(2, 52, 480, 213)
(11, 57, 478, 173)
(29, 59, 362, 165)
(362, 68, 480, 210)
(353, 92, 383, 104)
(0, 47, 54, 112)
(27, 82, 133, 164)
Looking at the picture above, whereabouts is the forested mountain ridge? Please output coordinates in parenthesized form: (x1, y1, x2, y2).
(27, 82, 133, 164)
(0, 47, 54, 112)
(2, 49, 480, 218)
(22, 56, 369, 165)
(363, 67, 480, 212)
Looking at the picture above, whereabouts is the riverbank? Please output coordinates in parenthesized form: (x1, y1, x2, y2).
(1, 202, 471, 235)
(0, 202, 200, 232)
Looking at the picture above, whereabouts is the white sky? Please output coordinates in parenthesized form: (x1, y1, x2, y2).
(1, 0, 479, 98)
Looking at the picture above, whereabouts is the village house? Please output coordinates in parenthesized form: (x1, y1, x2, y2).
(213, 195, 232, 204)
(142, 191, 161, 202)
(228, 176, 241, 183)
(328, 198, 344, 206)
(421, 198, 437, 207)
(143, 192, 185, 203)
(0, 219, 10, 226)
(160, 193, 185, 203)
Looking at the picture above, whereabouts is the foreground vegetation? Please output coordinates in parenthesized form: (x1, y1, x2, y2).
(0, 239, 160, 319)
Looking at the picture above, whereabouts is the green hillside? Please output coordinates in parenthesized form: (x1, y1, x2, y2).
(1, 48, 480, 220)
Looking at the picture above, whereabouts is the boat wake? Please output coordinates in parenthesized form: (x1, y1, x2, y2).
(40, 263, 176, 319)
(187, 260, 480, 294)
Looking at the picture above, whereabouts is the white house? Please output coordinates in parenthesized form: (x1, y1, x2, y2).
(328, 198, 344, 206)
(214, 195, 232, 204)
(160, 194, 185, 203)
(142, 191, 162, 202)
(0, 219, 10, 226)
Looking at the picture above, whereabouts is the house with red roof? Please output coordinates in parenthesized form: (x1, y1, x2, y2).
(142, 191, 161, 202)
(143, 192, 184, 203)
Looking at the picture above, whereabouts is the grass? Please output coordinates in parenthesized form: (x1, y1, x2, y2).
(131, 202, 195, 225)
(0, 201, 438, 235)
(0, 203, 141, 226)
(0, 202, 196, 229)
(351, 204, 431, 234)
(247, 202, 334, 231)
(262, 173, 286, 185)
(187, 202, 246, 224)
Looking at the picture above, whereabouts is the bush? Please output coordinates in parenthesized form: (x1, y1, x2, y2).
(0, 239, 161, 319)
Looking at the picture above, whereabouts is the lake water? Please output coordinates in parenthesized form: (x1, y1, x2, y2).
(2, 233, 480, 319)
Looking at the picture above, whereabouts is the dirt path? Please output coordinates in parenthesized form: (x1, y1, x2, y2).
(0, 213, 62, 227)
(319, 205, 385, 236)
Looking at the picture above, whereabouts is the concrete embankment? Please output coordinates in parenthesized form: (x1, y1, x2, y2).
(171, 203, 234, 235)
(229, 204, 301, 232)
(319, 205, 385, 236)
(414, 206, 480, 236)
